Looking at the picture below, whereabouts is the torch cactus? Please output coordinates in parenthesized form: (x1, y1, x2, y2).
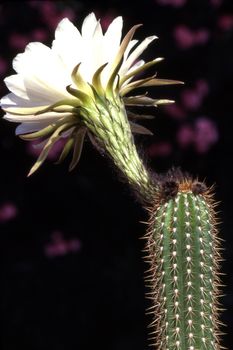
(144, 174, 223, 349)
(0, 13, 224, 350)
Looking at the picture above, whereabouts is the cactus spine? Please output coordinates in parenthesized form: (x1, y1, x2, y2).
(145, 177, 223, 350)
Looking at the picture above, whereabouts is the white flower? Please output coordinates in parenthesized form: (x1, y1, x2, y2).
(1, 13, 181, 175)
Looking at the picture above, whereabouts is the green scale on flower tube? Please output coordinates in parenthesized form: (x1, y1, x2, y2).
(145, 177, 223, 350)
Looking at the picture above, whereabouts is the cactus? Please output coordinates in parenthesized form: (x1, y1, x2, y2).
(86, 89, 225, 348)
(0, 13, 225, 350)
(144, 174, 223, 350)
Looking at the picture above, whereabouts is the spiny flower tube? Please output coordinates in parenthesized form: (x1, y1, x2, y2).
(1, 13, 181, 203)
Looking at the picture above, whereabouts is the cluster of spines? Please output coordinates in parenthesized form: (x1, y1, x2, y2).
(143, 175, 224, 350)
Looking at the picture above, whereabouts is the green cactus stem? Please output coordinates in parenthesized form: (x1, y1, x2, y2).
(79, 92, 157, 203)
(144, 174, 223, 350)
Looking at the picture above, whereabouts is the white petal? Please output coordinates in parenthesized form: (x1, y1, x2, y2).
(4, 75, 28, 100)
(80, 20, 104, 81)
(123, 36, 157, 72)
(4, 75, 64, 105)
(121, 60, 145, 86)
(128, 59, 145, 71)
(15, 121, 52, 135)
(93, 20, 103, 39)
(3, 111, 71, 123)
(99, 17, 125, 86)
(1, 93, 50, 114)
(52, 18, 83, 72)
(104, 16, 123, 62)
(1, 93, 49, 113)
(13, 42, 71, 98)
(81, 13, 98, 39)
(92, 20, 104, 65)
(124, 39, 138, 60)
(119, 39, 138, 78)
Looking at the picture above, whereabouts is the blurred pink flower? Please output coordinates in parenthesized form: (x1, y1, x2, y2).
(194, 29, 210, 44)
(44, 231, 81, 258)
(31, 29, 48, 42)
(218, 15, 233, 31)
(181, 89, 203, 110)
(26, 138, 66, 161)
(40, 2, 75, 29)
(0, 202, 18, 223)
(56, 8, 76, 24)
(29, 1, 75, 29)
(181, 80, 209, 110)
(147, 142, 172, 157)
(176, 125, 194, 147)
(38, 1, 57, 18)
(0, 57, 8, 76)
(174, 25, 194, 49)
(9, 33, 30, 50)
(195, 79, 209, 97)
(101, 14, 116, 30)
(174, 26, 210, 49)
(28, 0, 41, 7)
(194, 117, 218, 153)
(156, 0, 186, 6)
(164, 104, 187, 119)
(210, 0, 223, 7)
(177, 117, 218, 153)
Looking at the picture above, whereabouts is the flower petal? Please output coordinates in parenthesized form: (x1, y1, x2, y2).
(81, 13, 98, 39)
(3, 111, 71, 123)
(124, 39, 138, 60)
(15, 121, 52, 135)
(104, 16, 123, 62)
(122, 36, 157, 74)
(4, 74, 66, 105)
(1, 93, 50, 114)
(52, 18, 83, 72)
(4, 75, 28, 100)
(12, 42, 71, 98)
(120, 59, 144, 86)
(80, 20, 104, 82)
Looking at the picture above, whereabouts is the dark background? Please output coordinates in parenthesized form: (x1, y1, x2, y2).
(0, 0, 232, 349)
